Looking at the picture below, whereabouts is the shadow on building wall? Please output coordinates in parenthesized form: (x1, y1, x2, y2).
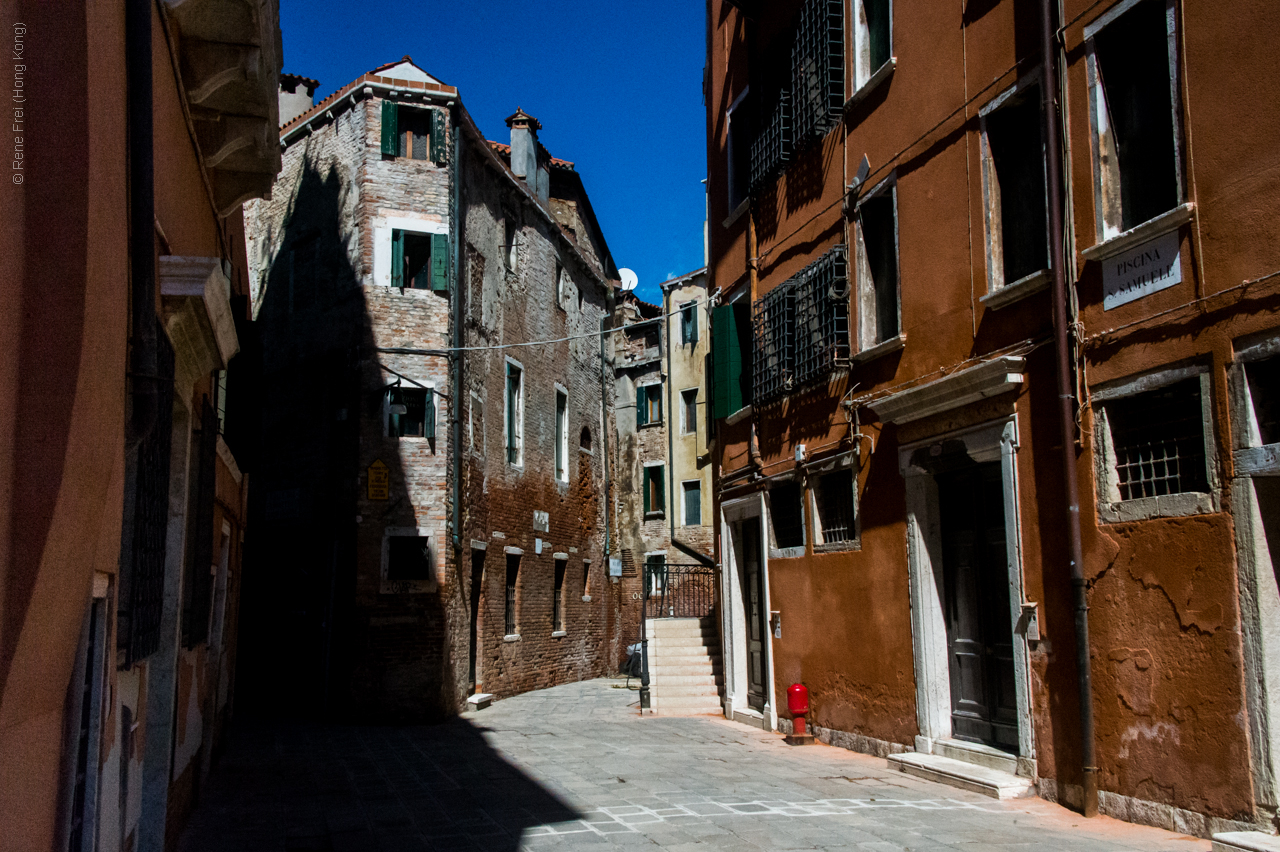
(236, 156, 456, 722)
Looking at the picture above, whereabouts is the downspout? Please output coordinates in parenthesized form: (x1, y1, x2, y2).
(450, 104, 464, 556)
(664, 291, 715, 568)
(126, 0, 158, 450)
(599, 315, 611, 561)
(1041, 0, 1098, 817)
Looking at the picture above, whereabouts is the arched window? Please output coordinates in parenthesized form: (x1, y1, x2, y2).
(579, 426, 592, 451)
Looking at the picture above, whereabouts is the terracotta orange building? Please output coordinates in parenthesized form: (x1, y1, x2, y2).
(704, 0, 1280, 843)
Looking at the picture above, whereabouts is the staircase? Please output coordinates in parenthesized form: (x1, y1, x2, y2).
(646, 616, 723, 716)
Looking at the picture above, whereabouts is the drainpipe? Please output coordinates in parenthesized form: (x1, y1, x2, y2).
(126, 0, 158, 450)
(1042, 0, 1098, 817)
(450, 104, 464, 556)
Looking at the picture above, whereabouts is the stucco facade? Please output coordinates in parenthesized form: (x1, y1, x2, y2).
(705, 0, 1280, 838)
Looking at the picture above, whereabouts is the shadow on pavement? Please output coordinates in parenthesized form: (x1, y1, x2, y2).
(179, 716, 582, 852)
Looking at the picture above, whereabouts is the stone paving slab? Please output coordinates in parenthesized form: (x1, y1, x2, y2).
(179, 677, 1211, 852)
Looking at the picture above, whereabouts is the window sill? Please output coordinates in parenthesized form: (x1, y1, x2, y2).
(770, 546, 805, 560)
(1236, 444, 1280, 477)
(1081, 202, 1195, 263)
(814, 539, 861, 554)
(723, 198, 750, 229)
(1099, 491, 1215, 524)
(551, 630, 567, 638)
(644, 512, 666, 521)
(581, 594, 592, 603)
(853, 334, 906, 364)
(503, 633, 521, 643)
(725, 404, 754, 427)
(981, 268, 1051, 311)
(845, 57, 896, 112)
(639, 420, 665, 429)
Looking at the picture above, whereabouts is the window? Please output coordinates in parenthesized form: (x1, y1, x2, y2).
(769, 480, 806, 552)
(1246, 356, 1280, 447)
(1094, 371, 1215, 521)
(379, 101, 446, 164)
(555, 388, 568, 482)
(813, 468, 857, 546)
(582, 559, 592, 597)
(213, 369, 228, 435)
(505, 361, 523, 465)
(1088, 0, 1181, 237)
(854, 184, 900, 350)
(726, 88, 753, 212)
(711, 301, 753, 419)
(183, 400, 217, 648)
(579, 426, 593, 452)
(681, 389, 698, 436)
(754, 244, 849, 403)
(851, 0, 892, 91)
(505, 554, 519, 636)
(556, 261, 571, 308)
(636, 383, 663, 427)
(503, 216, 518, 271)
(791, 0, 844, 146)
(643, 464, 665, 517)
(386, 386, 435, 439)
(981, 82, 1049, 295)
(391, 229, 449, 290)
(553, 558, 566, 632)
(645, 553, 667, 597)
(381, 527, 435, 594)
(682, 480, 702, 526)
(680, 301, 699, 345)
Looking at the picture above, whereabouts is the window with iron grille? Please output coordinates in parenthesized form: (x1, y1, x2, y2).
(120, 318, 174, 666)
(505, 554, 519, 636)
(553, 558, 566, 632)
(794, 245, 850, 386)
(769, 480, 806, 552)
(791, 0, 844, 148)
(183, 400, 218, 647)
(754, 245, 849, 403)
(750, 87, 791, 192)
(814, 468, 857, 546)
(645, 553, 667, 597)
(1104, 377, 1209, 501)
(753, 281, 796, 404)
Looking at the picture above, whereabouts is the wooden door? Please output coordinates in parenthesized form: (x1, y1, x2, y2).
(739, 519, 768, 712)
(939, 462, 1018, 753)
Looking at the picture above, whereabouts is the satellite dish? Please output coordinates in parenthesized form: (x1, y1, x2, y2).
(619, 268, 639, 292)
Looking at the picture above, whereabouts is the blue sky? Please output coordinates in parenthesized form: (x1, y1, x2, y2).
(280, 0, 708, 304)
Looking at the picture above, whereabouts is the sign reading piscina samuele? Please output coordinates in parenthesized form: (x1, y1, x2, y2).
(1103, 231, 1181, 310)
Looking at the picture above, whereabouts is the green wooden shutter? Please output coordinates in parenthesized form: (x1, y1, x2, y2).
(643, 468, 651, 514)
(380, 101, 398, 156)
(712, 303, 751, 419)
(430, 232, 450, 290)
(654, 467, 665, 512)
(690, 307, 699, 344)
(423, 388, 436, 439)
(391, 230, 404, 288)
(655, 383, 663, 423)
(636, 386, 647, 428)
(430, 109, 446, 164)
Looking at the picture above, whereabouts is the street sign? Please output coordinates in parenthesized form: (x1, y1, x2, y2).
(367, 459, 389, 501)
(1103, 231, 1181, 310)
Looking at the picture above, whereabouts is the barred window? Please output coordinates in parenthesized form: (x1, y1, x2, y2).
(1106, 378, 1208, 500)
(505, 554, 520, 636)
(754, 245, 849, 404)
(750, 87, 791, 192)
(791, 0, 844, 147)
(553, 558, 566, 632)
(814, 468, 857, 546)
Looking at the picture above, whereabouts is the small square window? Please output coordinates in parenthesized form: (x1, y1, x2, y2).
(769, 480, 805, 553)
(813, 468, 857, 546)
(636, 383, 663, 428)
(681, 389, 698, 436)
(391, 229, 449, 290)
(381, 527, 435, 594)
(682, 480, 702, 526)
(386, 387, 435, 439)
(854, 186, 900, 351)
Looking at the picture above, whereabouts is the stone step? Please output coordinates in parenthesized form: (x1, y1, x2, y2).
(652, 696, 723, 712)
(648, 662, 721, 676)
(650, 674, 719, 687)
(933, 738, 1019, 775)
(655, 682, 721, 697)
(1213, 832, 1280, 852)
(651, 652, 722, 665)
(651, 636, 721, 650)
(887, 753, 1034, 800)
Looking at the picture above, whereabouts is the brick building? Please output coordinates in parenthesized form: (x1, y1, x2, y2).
(0, 1, 280, 850)
(705, 0, 1280, 843)
(242, 59, 626, 720)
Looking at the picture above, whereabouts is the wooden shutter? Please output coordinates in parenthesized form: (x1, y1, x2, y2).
(636, 385, 647, 428)
(430, 109, 447, 164)
(653, 466, 665, 512)
(712, 303, 750, 419)
(391, 230, 404, 288)
(423, 388, 436, 439)
(430, 232, 450, 290)
(381, 101, 398, 155)
(643, 468, 651, 514)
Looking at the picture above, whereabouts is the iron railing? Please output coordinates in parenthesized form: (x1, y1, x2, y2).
(644, 562, 718, 620)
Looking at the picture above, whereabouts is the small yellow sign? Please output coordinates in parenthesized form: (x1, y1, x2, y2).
(367, 459, 389, 501)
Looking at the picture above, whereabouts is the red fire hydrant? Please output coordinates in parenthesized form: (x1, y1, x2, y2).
(787, 683, 810, 737)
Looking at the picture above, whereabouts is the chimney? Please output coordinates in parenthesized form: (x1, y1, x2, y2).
(279, 73, 319, 126)
(506, 107, 550, 204)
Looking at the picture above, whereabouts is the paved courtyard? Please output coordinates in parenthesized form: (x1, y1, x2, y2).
(179, 677, 1211, 852)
